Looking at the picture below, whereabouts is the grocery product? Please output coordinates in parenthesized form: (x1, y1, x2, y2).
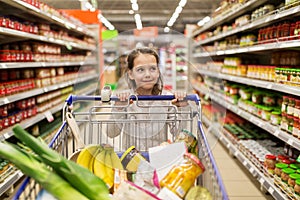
(12, 125, 110, 200)
(264, 154, 277, 174)
(160, 152, 205, 198)
(120, 146, 146, 172)
(184, 186, 212, 200)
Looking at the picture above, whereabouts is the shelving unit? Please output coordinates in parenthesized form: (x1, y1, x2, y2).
(0, 1, 99, 197)
(191, 0, 300, 199)
(202, 115, 287, 200)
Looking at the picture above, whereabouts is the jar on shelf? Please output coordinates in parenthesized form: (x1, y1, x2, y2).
(282, 96, 289, 113)
(264, 154, 277, 174)
(271, 110, 281, 125)
(275, 162, 289, 179)
(261, 106, 272, 121)
(293, 117, 299, 138)
(294, 179, 300, 196)
(287, 115, 294, 133)
(160, 153, 205, 198)
(281, 168, 296, 183)
(287, 97, 295, 116)
(252, 91, 263, 104)
(294, 99, 300, 118)
(281, 113, 289, 131)
(288, 173, 300, 188)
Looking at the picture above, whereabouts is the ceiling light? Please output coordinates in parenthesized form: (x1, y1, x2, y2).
(164, 27, 170, 32)
(175, 6, 183, 14)
(197, 16, 211, 26)
(132, 3, 139, 11)
(179, 0, 187, 7)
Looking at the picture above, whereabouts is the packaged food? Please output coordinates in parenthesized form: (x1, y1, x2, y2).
(274, 163, 288, 177)
(271, 110, 281, 125)
(294, 179, 300, 195)
(281, 168, 295, 183)
(264, 154, 276, 174)
(288, 173, 300, 188)
(160, 153, 205, 198)
(175, 129, 198, 156)
(120, 146, 146, 172)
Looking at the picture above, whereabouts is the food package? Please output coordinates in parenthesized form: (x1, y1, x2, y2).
(112, 181, 160, 200)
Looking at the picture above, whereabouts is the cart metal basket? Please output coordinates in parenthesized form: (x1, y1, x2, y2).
(13, 94, 228, 200)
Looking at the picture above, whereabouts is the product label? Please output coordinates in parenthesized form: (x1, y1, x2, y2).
(294, 108, 300, 117)
(175, 186, 186, 198)
(287, 106, 294, 115)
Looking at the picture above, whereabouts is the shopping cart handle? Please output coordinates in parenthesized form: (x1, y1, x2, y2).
(66, 94, 200, 105)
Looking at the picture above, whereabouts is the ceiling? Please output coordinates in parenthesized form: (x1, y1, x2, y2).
(42, 0, 222, 34)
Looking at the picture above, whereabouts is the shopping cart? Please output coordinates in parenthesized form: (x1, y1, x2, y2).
(13, 94, 228, 200)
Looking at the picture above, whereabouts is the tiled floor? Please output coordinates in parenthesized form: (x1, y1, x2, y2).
(211, 139, 274, 199)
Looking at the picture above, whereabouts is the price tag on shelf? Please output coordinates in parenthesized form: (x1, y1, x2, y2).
(44, 111, 54, 122)
(268, 187, 274, 195)
(287, 138, 294, 146)
(3, 97, 9, 104)
(0, 63, 7, 68)
(273, 129, 280, 137)
(243, 160, 247, 166)
(259, 177, 265, 185)
(249, 167, 254, 174)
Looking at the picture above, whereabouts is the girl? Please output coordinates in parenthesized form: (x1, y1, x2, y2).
(108, 47, 187, 150)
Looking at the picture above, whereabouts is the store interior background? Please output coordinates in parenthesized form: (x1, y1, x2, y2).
(2, 0, 300, 199)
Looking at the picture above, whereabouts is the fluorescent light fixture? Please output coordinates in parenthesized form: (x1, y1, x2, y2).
(175, 6, 183, 14)
(132, 3, 139, 11)
(179, 0, 187, 7)
(164, 27, 170, 32)
(98, 14, 115, 30)
(197, 16, 211, 26)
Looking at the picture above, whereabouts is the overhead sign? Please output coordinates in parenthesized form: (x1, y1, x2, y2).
(134, 26, 158, 37)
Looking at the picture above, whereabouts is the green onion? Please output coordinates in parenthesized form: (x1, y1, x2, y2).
(12, 125, 110, 200)
(0, 142, 89, 200)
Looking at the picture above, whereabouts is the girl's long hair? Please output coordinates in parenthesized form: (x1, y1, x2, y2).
(126, 47, 163, 95)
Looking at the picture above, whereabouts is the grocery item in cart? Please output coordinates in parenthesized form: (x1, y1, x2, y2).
(159, 152, 205, 198)
(120, 146, 146, 172)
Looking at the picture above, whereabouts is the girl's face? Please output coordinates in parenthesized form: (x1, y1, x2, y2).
(128, 53, 160, 95)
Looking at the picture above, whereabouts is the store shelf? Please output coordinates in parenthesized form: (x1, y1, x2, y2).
(196, 85, 300, 152)
(0, 60, 97, 69)
(192, 0, 269, 37)
(1, 0, 94, 37)
(196, 69, 300, 97)
(0, 27, 94, 51)
(0, 101, 63, 141)
(194, 39, 300, 57)
(195, 5, 300, 46)
(0, 74, 98, 107)
(203, 115, 288, 200)
(0, 168, 23, 197)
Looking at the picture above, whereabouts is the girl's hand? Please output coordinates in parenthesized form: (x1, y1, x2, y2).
(172, 91, 188, 107)
(114, 91, 133, 105)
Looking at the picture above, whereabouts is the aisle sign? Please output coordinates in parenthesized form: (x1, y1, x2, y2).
(134, 26, 158, 37)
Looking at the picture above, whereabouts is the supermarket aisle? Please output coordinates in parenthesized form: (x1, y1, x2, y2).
(208, 134, 274, 200)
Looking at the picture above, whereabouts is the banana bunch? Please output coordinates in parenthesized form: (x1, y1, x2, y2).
(76, 144, 124, 189)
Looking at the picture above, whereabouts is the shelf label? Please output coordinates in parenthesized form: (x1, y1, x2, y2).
(273, 130, 280, 137)
(3, 98, 9, 104)
(0, 63, 7, 68)
(287, 138, 294, 146)
(268, 187, 274, 195)
(249, 167, 254, 174)
(243, 160, 247, 166)
(259, 177, 265, 185)
(44, 111, 54, 122)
